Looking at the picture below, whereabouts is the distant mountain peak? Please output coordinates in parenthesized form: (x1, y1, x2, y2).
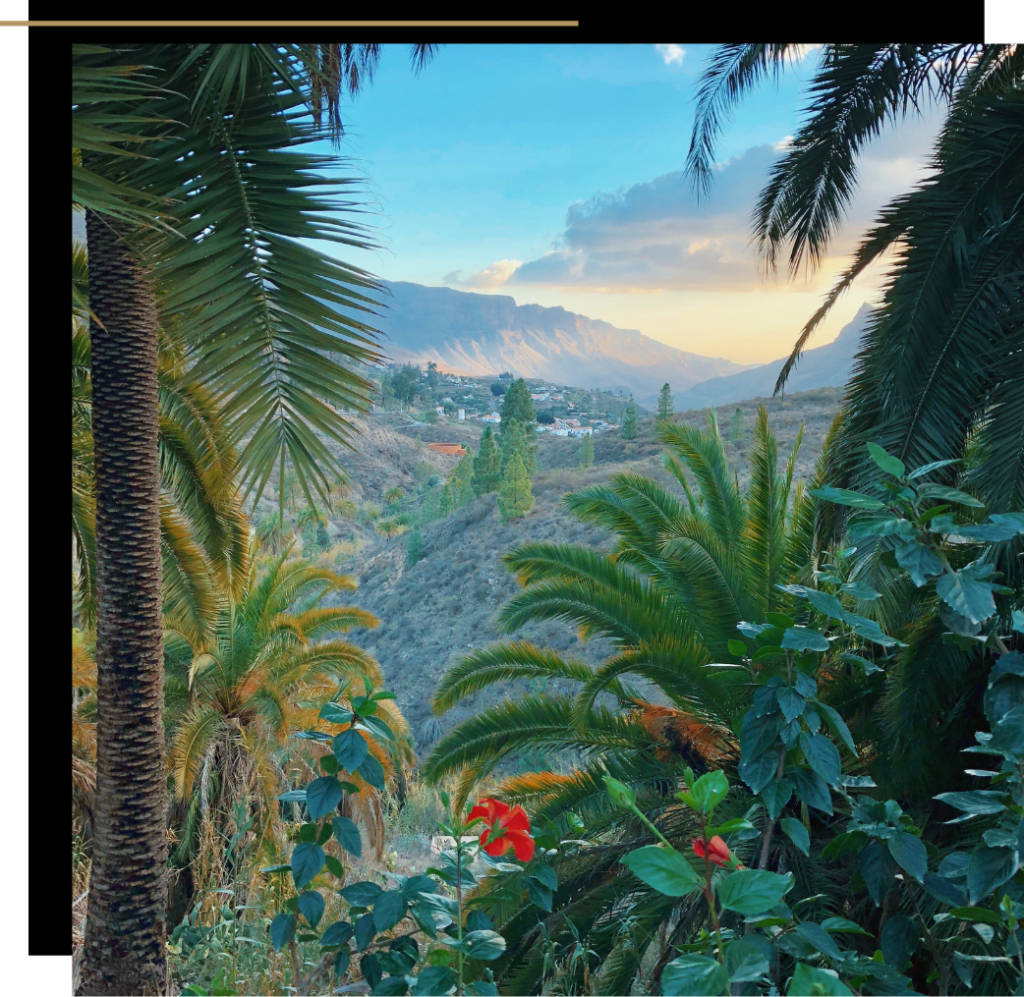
(363, 281, 753, 406)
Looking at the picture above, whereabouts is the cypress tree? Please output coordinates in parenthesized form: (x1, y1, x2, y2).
(499, 378, 537, 474)
(316, 520, 330, 552)
(473, 426, 500, 495)
(578, 433, 594, 472)
(497, 451, 534, 522)
(621, 396, 639, 440)
(657, 383, 673, 422)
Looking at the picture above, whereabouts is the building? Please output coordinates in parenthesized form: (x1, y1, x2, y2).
(426, 443, 467, 457)
(435, 405, 445, 416)
(481, 412, 501, 424)
(457, 409, 465, 421)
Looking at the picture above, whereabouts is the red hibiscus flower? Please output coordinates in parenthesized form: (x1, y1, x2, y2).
(467, 797, 536, 862)
(693, 835, 732, 867)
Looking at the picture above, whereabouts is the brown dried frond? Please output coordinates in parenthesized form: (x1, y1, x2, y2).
(638, 704, 736, 767)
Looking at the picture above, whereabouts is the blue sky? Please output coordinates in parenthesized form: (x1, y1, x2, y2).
(323, 44, 940, 364)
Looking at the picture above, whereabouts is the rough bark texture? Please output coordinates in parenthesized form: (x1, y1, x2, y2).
(78, 211, 167, 996)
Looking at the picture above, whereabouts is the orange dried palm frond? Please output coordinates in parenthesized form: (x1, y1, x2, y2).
(638, 703, 736, 767)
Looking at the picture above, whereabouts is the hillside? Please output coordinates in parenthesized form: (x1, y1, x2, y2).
(674, 303, 874, 410)
(299, 388, 845, 762)
(365, 281, 753, 407)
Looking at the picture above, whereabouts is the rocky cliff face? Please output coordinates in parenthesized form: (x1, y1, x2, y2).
(368, 281, 752, 406)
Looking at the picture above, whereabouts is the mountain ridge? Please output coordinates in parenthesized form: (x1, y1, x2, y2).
(370, 281, 754, 406)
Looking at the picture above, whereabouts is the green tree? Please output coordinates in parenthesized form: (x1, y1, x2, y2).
(729, 406, 745, 445)
(316, 519, 330, 553)
(302, 522, 320, 559)
(620, 395, 639, 439)
(391, 365, 420, 408)
(496, 451, 534, 522)
(687, 43, 1024, 512)
(473, 426, 501, 496)
(384, 486, 404, 507)
(499, 378, 537, 475)
(578, 433, 594, 472)
(440, 455, 475, 516)
(73, 43, 436, 992)
(424, 410, 821, 990)
(657, 382, 673, 422)
(256, 510, 292, 557)
(406, 528, 425, 566)
(426, 360, 439, 388)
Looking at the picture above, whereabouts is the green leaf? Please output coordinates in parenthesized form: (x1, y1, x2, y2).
(887, 831, 927, 883)
(740, 752, 779, 796)
(707, 818, 756, 836)
(621, 845, 702, 896)
(450, 930, 506, 961)
(894, 542, 945, 587)
(1012, 610, 1024, 633)
(866, 442, 905, 478)
(949, 906, 1004, 925)
(291, 843, 325, 888)
(789, 768, 833, 815)
(933, 790, 1007, 816)
(809, 487, 885, 510)
(305, 776, 343, 821)
(412, 967, 458, 996)
(907, 459, 962, 480)
(533, 864, 558, 891)
(725, 940, 770, 983)
(373, 889, 407, 933)
(604, 775, 636, 809)
(839, 653, 883, 676)
(937, 566, 1000, 625)
(840, 581, 881, 601)
(526, 876, 553, 911)
(820, 917, 871, 936)
(342, 880, 384, 906)
(799, 732, 842, 788)
(324, 854, 345, 879)
(269, 912, 296, 952)
(815, 702, 857, 756)
(298, 890, 325, 928)
(760, 777, 793, 820)
(782, 627, 830, 652)
(662, 955, 730, 996)
(717, 869, 794, 915)
(332, 815, 363, 858)
(334, 947, 351, 977)
(781, 818, 810, 856)
(319, 702, 354, 725)
(777, 686, 807, 722)
(371, 976, 409, 996)
(357, 714, 398, 743)
(802, 589, 847, 620)
(357, 753, 386, 790)
(916, 483, 984, 508)
(842, 613, 903, 647)
(766, 612, 796, 630)
(333, 729, 370, 771)
(728, 639, 748, 657)
(690, 770, 730, 814)
(880, 913, 920, 968)
(787, 963, 853, 996)
(794, 922, 843, 962)
(355, 912, 376, 951)
(967, 846, 1018, 905)
(921, 872, 966, 907)
(990, 704, 1024, 755)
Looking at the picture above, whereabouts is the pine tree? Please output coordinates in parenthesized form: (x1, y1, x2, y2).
(578, 433, 594, 472)
(657, 382, 673, 423)
(499, 378, 537, 474)
(621, 396, 639, 440)
(729, 407, 746, 445)
(497, 451, 534, 522)
(473, 426, 501, 496)
(316, 520, 330, 552)
(440, 455, 475, 517)
(406, 528, 425, 566)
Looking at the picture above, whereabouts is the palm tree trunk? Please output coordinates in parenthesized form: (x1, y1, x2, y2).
(78, 211, 167, 996)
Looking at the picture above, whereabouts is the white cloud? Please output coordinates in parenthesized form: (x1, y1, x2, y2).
(455, 259, 523, 289)
(655, 44, 685, 66)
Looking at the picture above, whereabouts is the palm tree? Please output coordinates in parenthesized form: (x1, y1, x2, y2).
(73, 43, 437, 992)
(384, 486, 404, 507)
(164, 546, 410, 904)
(686, 44, 1024, 510)
(73, 244, 249, 642)
(422, 410, 821, 990)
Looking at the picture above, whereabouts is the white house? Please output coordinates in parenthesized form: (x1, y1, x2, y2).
(435, 405, 445, 416)
(481, 412, 501, 424)
(457, 409, 465, 420)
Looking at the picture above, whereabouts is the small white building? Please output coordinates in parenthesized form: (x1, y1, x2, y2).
(457, 409, 465, 420)
(482, 412, 501, 424)
(435, 405, 445, 416)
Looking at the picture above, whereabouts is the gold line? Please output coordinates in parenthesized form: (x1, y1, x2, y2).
(2, 20, 579, 26)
